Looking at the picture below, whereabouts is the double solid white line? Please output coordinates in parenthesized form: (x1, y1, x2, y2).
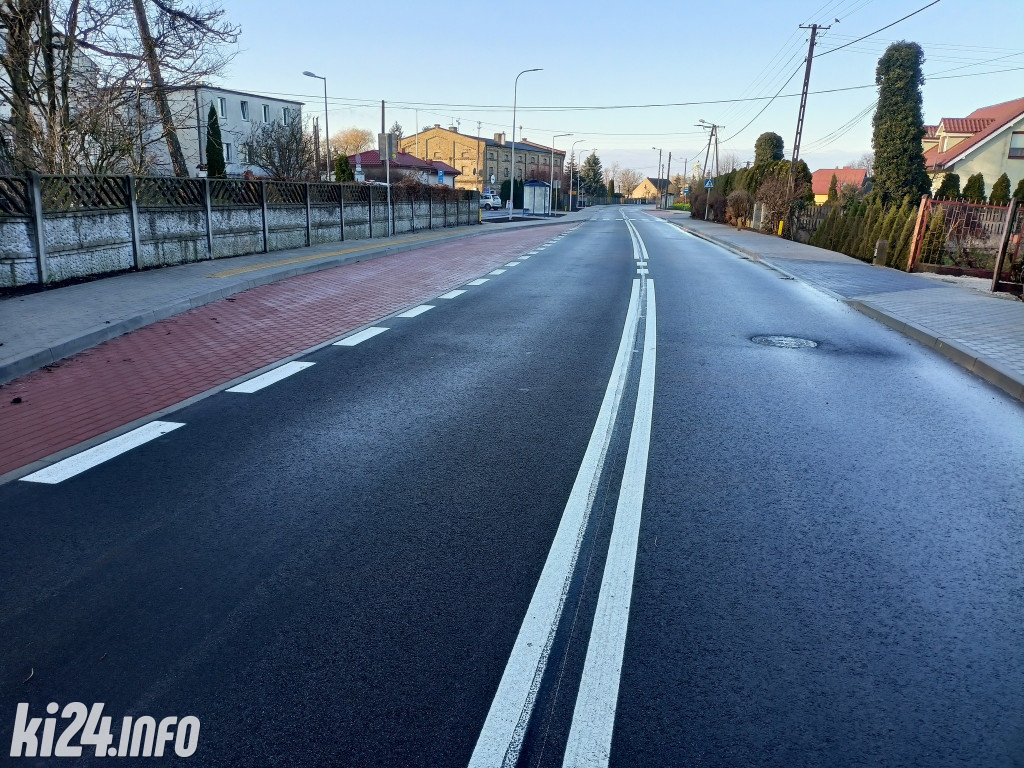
(469, 220, 657, 768)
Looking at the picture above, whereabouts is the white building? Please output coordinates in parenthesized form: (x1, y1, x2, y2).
(149, 85, 304, 177)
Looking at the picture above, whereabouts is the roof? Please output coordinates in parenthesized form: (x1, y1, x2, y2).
(810, 167, 868, 196)
(171, 84, 304, 106)
(938, 117, 995, 134)
(428, 160, 459, 175)
(349, 150, 432, 169)
(518, 139, 565, 155)
(928, 96, 1024, 169)
(924, 125, 939, 138)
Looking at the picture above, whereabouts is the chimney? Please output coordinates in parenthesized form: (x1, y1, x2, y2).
(449, 125, 458, 133)
(494, 132, 505, 145)
(434, 123, 441, 129)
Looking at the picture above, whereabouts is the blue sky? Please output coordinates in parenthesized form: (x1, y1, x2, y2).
(219, 0, 1024, 177)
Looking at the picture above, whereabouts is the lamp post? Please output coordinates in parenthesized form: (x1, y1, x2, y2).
(652, 146, 663, 202)
(550, 132, 571, 216)
(569, 139, 583, 212)
(509, 68, 542, 220)
(303, 71, 330, 180)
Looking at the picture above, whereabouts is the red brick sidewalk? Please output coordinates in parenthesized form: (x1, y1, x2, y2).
(0, 225, 571, 478)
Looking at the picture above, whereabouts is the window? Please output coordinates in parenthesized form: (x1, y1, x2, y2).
(488, 151, 495, 159)
(1010, 132, 1024, 159)
(282, 108, 291, 126)
(217, 97, 226, 119)
(262, 104, 270, 123)
(504, 168, 509, 178)
(240, 101, 249, 121)
(542, 156, 549, 165)
(223, 142, 232, 162)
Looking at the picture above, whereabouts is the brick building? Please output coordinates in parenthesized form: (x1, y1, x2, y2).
(400, 125, 565, 193)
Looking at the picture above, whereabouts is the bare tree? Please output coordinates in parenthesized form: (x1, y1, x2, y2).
(617, 168, 644, 197)
(331, 126, 374, 157)
(718, 151, 741, 173)
(849, 151, 874, 177)
(244, 118, 316, 180)
(389, 121, 403, 140)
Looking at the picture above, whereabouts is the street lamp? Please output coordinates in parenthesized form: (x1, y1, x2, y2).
(569, 139, 584, 212)
(652, 146, 663, 200)
(550, 132, 571, 216)
(303, 71, 330, 180)
(509, 68, 542, 220)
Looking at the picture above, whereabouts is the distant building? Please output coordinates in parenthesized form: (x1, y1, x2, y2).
(347, 150, 459, 187)
(923, 96, 1024, 194)
(629, 178, 671, 202)
(810, 167, 868, 204)
(147, 85, 303, 177)
(399, 125, 565, 192)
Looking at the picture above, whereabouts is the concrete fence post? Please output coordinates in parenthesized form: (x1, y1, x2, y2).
(126, 175, 143, 269)
(26, 171, 48, 284)
(410, 196, 415, 232)
(203, 178, 214, 258)
(367, 188, 374, 237)
(260, 180, 269, 253)
(339, 185, 346, 242)
(873, 239, 888, 266)
(991, 199, 1018, 292)
(304, 182, 311, 247)
(428, 189, 433, 230)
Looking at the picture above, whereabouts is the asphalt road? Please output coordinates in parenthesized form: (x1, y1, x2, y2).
(2, 208, 1022, 767)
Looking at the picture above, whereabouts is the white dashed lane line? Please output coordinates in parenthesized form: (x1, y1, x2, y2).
(439, 290, 466, 299)
(505, 262, 520, 267)
(227, 361, 315, 393)
(334, 327, 389, 346)
(467, 278, 489, 285)
(396, 305, 435, 318)
(20, 421, 186, 484)
(489, 269, 506, 275)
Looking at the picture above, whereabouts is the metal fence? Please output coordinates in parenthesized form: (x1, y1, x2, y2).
(0, 173, 480, 286)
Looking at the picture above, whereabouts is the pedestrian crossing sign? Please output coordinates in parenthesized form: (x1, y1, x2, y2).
(704, 179, 714, 189)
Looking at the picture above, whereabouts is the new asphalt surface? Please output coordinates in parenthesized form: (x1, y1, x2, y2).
(1, 208, 1022, 767)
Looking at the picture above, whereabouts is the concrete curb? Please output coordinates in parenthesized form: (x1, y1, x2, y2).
(673, 221, 1024, 404)
(0, 218, 570, 385)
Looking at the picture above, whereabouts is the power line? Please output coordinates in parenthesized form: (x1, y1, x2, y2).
(815, 0, 942, 57)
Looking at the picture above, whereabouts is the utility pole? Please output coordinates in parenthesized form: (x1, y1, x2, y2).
(664, 152, 672, 209)
(382, 100, 392, 236)
(790, 23, 829, 186)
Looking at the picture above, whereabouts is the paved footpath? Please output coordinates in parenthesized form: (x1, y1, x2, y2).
(0, 215, 582, 385)
(0, 222, 576, 480)
(655, 212, 1024, 403)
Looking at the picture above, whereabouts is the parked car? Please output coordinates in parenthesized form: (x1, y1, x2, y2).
(480, 193, 502, 210)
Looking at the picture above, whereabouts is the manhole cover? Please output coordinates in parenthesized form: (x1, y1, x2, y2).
(751, 335, 818, 349)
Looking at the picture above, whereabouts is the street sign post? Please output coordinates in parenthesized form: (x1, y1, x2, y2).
(704, 179, 714, 189)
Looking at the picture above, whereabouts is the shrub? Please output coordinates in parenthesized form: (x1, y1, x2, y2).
(989, 173, 1011, 206)
(1015, 177, 1024, 202)
(726, 190, 753, 227)
(671, 203, 691, 211)
(962, 173, 985, 203)
(935, 173, 960, 200)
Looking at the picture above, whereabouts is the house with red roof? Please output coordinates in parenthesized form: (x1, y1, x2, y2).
(810, 166, 868, 204)
(347, 150, 460, 187)
(923, 96, 1024, 195)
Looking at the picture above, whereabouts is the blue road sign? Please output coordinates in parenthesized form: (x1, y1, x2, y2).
(684, 185, 690, 193)
(438, 170, 445, 184)
(704, 179, 714, 189)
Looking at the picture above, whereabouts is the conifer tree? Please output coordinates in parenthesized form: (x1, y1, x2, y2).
(827, 173, 839, 203)
(1014, 177, 1024, 202)
(962, 173, 986, 203)
(206, 104, 226, 179)
(871, 42, 929, 204)
(334, 154, 354, 182)
(935, 173, 960, 200)
(989, 173, 1011, 205)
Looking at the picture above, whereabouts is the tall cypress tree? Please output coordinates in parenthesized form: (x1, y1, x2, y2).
(827, 173, 839, 202)
(754, 132, 785, 164)
(935, 172, 960, 200)
(1014, 177, 1024, 202)
(206, 105, 226, 179)
(871, 42, 930, 204)
(962, 173, 986, 203)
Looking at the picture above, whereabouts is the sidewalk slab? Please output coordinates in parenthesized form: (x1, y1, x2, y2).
(0, 222, 577, 481)
(663, 214, 1024, 404)
(0, 213, 581, 385)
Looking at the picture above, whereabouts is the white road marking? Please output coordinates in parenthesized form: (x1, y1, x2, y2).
(637, 268, 648, 275)
(505, 261, 521, 267)
(467, 278, 489, 286)
(520, 255, 532, 260)
(636, 261, 647, 267)
(562, 282, 657, 768)
(21, 421, 185, 484)
(489, 269, 507, 275)
(227, 361, 315, 393)
(469, 280, 644, 768)
(439, 290, 467, 299)
(333, 327, 389, 346)
(397, 304, 435, 317)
